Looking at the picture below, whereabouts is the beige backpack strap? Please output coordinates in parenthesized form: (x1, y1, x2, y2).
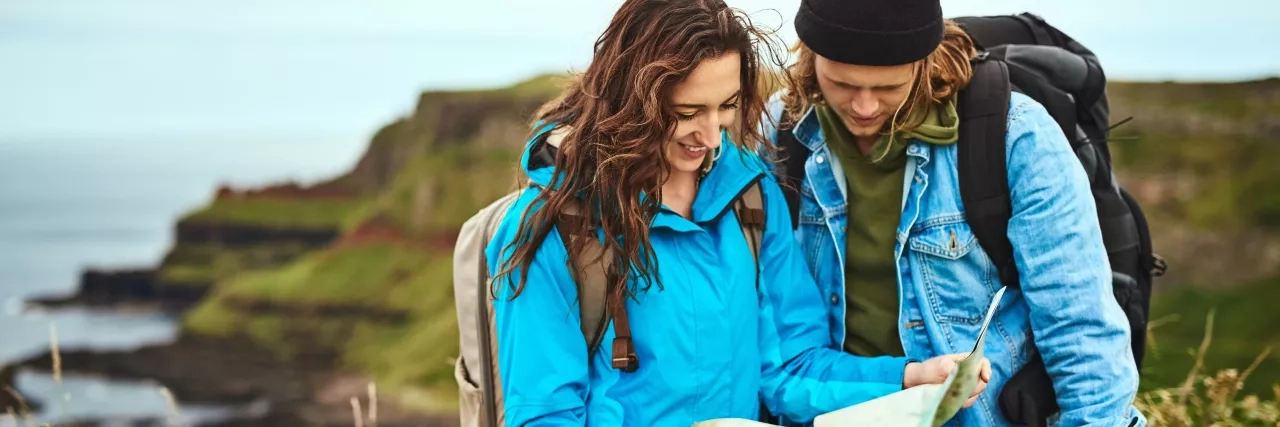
(733, 181, 766, 289)
(555, 197, 629, 369)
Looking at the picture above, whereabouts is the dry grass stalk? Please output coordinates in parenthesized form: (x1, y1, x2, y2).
(368, 382, 378, 427)
(1239, 346, 1273, 388)
(47, 325, 60, 387)
(3, 386, 32, 423)
(5, 405, 24, 427)
(158, 387, 187, 427)
(1134, 308, 1280, 426)
(1178, 308, 1215, 407)
(350, 396, 365, 427)
(48, 323, 70, 421)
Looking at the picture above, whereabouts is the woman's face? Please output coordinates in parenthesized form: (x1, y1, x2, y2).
(665, 51, 742, 175)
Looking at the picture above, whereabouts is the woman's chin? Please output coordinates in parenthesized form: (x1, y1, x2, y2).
(666, 162, 703, 176)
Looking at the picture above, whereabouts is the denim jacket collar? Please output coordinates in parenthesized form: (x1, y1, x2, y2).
(789, 103, 932, 209)
(791, 104, 933, 163)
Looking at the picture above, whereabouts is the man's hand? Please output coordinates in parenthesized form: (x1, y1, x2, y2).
(902, 353, 992, 408)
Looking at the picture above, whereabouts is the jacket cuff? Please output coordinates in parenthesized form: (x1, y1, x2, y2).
(861, 355, 911, 386)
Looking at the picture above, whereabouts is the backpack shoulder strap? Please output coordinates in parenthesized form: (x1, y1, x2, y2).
(555, 197, 638, 373)
(733, 180, 766, 289)
(957, 55, 1020, 289)
(555, 198, 612, 355)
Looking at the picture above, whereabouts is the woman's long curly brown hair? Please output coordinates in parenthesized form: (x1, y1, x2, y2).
(494, 0, 786, 300)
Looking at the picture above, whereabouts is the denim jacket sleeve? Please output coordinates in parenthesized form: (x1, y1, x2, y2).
(753, 173, 910, 423)
(487, 200, 625, 426)
(1003, 94, 1143, 426)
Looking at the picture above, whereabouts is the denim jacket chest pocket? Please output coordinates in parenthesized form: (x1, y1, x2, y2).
(906, 216, 999, 325)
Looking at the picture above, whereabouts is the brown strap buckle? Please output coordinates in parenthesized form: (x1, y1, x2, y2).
(611, 336, 639, 373)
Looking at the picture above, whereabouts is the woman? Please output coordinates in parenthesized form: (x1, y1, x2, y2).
(486, 0, 986, 425)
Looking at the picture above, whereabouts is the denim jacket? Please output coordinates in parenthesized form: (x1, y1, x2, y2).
(760, 91, 1146, 427)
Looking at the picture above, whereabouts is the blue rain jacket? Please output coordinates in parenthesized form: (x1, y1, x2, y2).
(486, 124, 911, 426)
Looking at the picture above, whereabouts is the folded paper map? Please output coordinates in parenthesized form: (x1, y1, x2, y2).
(694, 286, 1007, 427)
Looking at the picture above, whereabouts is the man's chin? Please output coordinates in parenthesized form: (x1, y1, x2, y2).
(841, 120, 885, 141)
(850, 129, 882, 141)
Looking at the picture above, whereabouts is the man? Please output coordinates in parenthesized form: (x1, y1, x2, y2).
(760, 0, 1146, 425)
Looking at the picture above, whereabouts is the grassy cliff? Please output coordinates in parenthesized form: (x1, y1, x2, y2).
(177, 74, 562, 411)
(158, 72, 1279, 418)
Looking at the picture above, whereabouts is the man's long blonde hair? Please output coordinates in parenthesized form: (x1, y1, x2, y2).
(779, 20, 978, 135)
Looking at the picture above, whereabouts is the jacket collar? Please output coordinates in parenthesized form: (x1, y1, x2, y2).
(520, 123, 767, 232)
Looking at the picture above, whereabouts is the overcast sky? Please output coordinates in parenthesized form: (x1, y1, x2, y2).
(2, 0, 1276, 140)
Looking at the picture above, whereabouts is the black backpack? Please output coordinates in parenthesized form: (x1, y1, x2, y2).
(775, 13, 1167, 426)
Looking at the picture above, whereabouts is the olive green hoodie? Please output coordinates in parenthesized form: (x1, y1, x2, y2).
(814, 97, 958, 357)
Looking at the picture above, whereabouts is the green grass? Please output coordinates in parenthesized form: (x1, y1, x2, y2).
(181, 197, 364, 230)
(489, 72, 566, 99)
(1110, 124, 1280, 231)
(1141, 276, 1280, 396)
(156, 264, 213, 286)
(437, 72, 566, 102)
(1109, 79, 1280, 122)
(344, 302, 462, 408)
(202, 242, 451, 311)
(182, 242, 462, 407)
(155, 242, 319, 288)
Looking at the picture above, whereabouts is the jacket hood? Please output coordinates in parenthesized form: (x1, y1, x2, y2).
(519, 122, 568, 189)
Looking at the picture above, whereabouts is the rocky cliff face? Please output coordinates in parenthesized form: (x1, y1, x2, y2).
(342, 74, 563, 195)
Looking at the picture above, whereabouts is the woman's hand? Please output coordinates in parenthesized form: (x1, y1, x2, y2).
(902, 353, 992, 408)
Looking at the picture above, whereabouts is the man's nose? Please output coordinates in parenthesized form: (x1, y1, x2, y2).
(850, 92, 879, 117)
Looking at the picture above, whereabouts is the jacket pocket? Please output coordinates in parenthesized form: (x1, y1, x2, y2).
(907, 219, 997, 325)
(455, 356, 485, 427)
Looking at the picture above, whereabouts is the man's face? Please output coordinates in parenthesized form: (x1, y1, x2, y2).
(814, 54, 916, 143)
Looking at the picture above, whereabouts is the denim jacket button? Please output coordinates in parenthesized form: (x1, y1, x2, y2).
(815, 155, 825, 164)
(830, 293, 839, 305)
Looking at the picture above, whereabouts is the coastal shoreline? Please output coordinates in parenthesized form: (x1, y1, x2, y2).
(3, 328, 459, 427)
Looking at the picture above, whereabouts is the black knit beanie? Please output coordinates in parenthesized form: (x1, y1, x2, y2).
(795, 0, 944, 66)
